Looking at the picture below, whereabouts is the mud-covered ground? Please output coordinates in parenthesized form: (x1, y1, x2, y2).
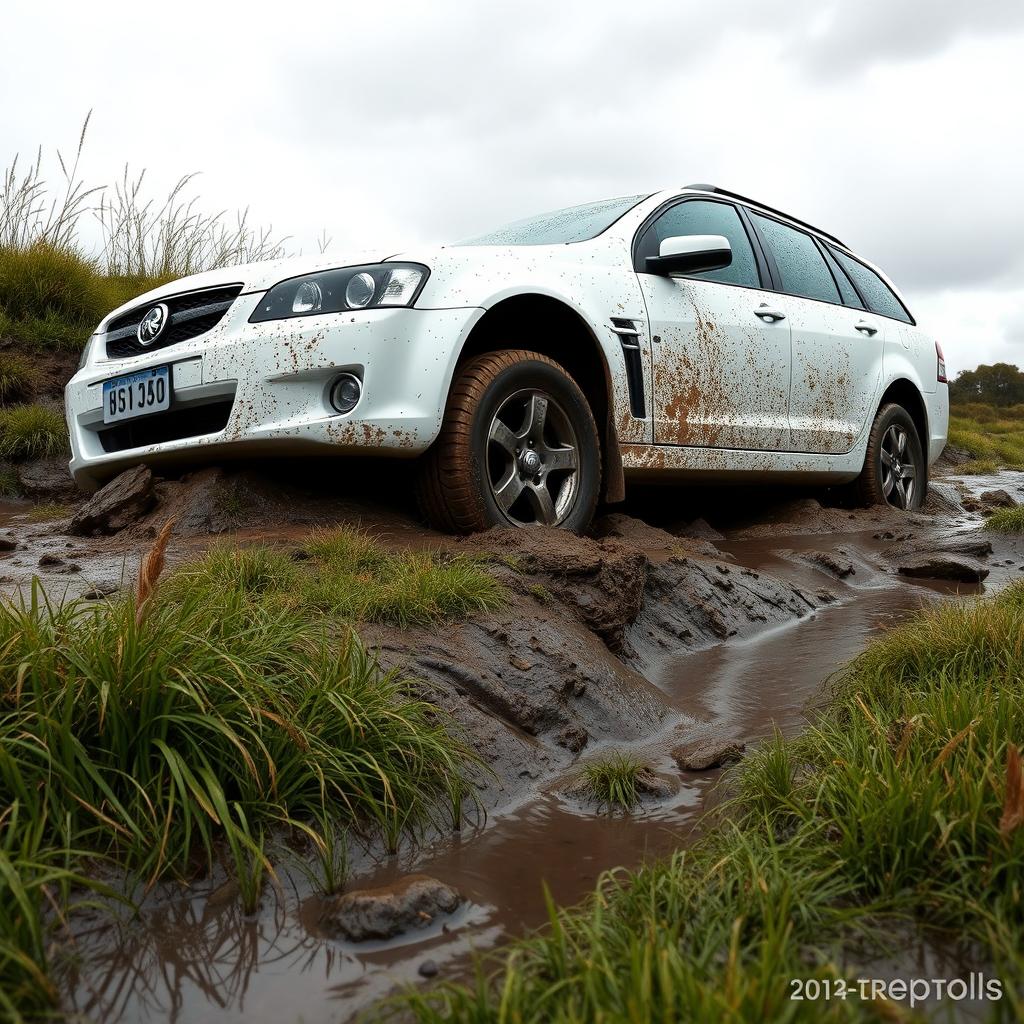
(2, 458, 1022, 1023)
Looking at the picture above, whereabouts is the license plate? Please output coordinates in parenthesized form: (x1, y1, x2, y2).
(102, 366, 171, 424)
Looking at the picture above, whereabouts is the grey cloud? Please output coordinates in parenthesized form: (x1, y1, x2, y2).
(789, 0, 1024, 78)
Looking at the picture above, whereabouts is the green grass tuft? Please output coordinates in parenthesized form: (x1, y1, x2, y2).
(985, 505, 1024, 533)
(956, 457, 1000, 475)
(0, 404, 68, 460)
(0, 352, 36, 405)
(25, 501, 71, 523)
(578, 752, 648, 809)
(0, 243, 112, 344)
(164, 529, 506, 628)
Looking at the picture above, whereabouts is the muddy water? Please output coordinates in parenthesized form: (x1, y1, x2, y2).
(57, 477, 1024, 1023)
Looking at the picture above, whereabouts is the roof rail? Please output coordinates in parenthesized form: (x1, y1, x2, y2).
(682, 183, 846, 248)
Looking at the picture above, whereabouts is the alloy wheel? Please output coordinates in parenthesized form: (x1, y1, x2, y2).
(880, 424, 916, 509)
(486, 388, 579, 526)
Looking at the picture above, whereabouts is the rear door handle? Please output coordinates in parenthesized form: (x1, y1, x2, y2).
(754, 305, 786, 322)
(855, 320, 878, 336)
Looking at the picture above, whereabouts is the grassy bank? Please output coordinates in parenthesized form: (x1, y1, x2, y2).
(0, 528, 502, 1021)
(398, 583, 1024, 1022)
(948, 401, 1024, 473)
(163, 528, 506, 627)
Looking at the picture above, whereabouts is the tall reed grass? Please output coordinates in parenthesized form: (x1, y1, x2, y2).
(0, 116, 290, 350)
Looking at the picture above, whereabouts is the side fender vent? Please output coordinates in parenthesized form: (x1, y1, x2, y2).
(610, 318, 646, 419)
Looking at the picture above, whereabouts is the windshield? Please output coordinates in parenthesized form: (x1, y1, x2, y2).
(455, 194, 650, 246)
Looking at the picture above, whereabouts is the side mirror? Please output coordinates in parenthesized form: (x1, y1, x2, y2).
(645, 234, 732, 276)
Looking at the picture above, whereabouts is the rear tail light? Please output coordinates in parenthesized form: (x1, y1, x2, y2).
(936, 341, 947, 384)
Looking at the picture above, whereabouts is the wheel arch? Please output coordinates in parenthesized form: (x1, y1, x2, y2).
(454, 292, 625, 502)
(878, 377, 928, 456)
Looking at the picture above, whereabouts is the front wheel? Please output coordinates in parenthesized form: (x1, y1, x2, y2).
(417, 349, 602, 533)
(854, 402, 925, 510)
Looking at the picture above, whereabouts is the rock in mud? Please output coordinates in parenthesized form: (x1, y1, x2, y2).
(557, 724, 589, 752)
(896, 553, 990, 583)
(980, 488, 1018, 509)
(635, 770, 677, 799)
(922, 481, 965, 516)
(16, 458, 78, 500)
(672, 738, 746, 771)
(0, 537, 17, 552)
(418, 959, 439, 978)
(69, 465, 156, 536)
(893, 535, 993, 560)
(320, 874, 461, 942)
(804, 550, 855, 578)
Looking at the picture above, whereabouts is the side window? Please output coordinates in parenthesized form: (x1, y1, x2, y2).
(828, 246, 913, 323)
(641, 200, 759, 288)
(749, 213, 840, 304)
(821, 246, 864, 309)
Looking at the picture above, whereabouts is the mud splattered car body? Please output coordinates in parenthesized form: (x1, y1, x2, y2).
(65, 185, 947, 528)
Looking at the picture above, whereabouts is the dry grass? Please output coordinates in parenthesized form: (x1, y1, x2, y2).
(0, 117, 291, 350)
(948, 401, 1024, 470)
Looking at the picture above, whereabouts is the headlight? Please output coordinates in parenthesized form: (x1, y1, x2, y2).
(249, 263, 428, 323)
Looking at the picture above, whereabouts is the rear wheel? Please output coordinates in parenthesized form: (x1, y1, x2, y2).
(417, 349, 601, 533)
(854, 402, 925, 510)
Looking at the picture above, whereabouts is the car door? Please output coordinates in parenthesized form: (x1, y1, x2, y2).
(636, 198, 792, 450)
(747, 212, 884, 455)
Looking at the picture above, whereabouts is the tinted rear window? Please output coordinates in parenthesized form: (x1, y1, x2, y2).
(821, 246, 864, 309)
(828, 246, 913, 323)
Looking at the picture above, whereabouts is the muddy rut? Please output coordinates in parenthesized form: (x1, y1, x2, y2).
(1, 464, 1022, 1023)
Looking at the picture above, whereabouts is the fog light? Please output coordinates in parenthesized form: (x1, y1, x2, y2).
(329, 373, 362, 414)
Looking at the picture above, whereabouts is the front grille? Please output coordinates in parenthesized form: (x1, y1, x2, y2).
(98, 399, 234, 453)
(104, 285, 243, 359)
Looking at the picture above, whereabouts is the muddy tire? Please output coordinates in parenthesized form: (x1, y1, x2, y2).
(417, 350, 601, 534)
(854, 402, 925, 510)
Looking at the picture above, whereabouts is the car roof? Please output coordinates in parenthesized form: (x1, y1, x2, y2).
(680, 183, 846, 249)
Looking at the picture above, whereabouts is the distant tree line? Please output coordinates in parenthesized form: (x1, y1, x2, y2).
(950, 363, 1024, 406)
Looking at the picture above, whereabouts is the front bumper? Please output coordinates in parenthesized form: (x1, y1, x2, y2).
(65, 292, 481, 490)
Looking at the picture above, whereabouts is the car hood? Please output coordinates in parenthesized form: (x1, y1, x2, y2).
(95, 250, 394, 331)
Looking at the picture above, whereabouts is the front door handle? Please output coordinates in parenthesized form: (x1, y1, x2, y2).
(855, 320, 878, 336)
(754, 305, 786, 322)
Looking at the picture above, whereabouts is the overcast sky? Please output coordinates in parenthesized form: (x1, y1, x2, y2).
(2, 0, 1022, 376)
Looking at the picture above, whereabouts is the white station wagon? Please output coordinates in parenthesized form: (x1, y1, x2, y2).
(66, 185, 949, 532)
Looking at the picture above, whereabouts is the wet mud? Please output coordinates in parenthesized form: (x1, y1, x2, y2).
(2, 464, 1022, 1023)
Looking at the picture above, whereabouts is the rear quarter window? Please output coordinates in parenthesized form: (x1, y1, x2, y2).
(828, 246, 913, 324)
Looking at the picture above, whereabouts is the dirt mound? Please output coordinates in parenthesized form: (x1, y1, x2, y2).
(590, 513, 721, 558)
(458, 525, 649, 649)
(625, 554, 821, 675)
